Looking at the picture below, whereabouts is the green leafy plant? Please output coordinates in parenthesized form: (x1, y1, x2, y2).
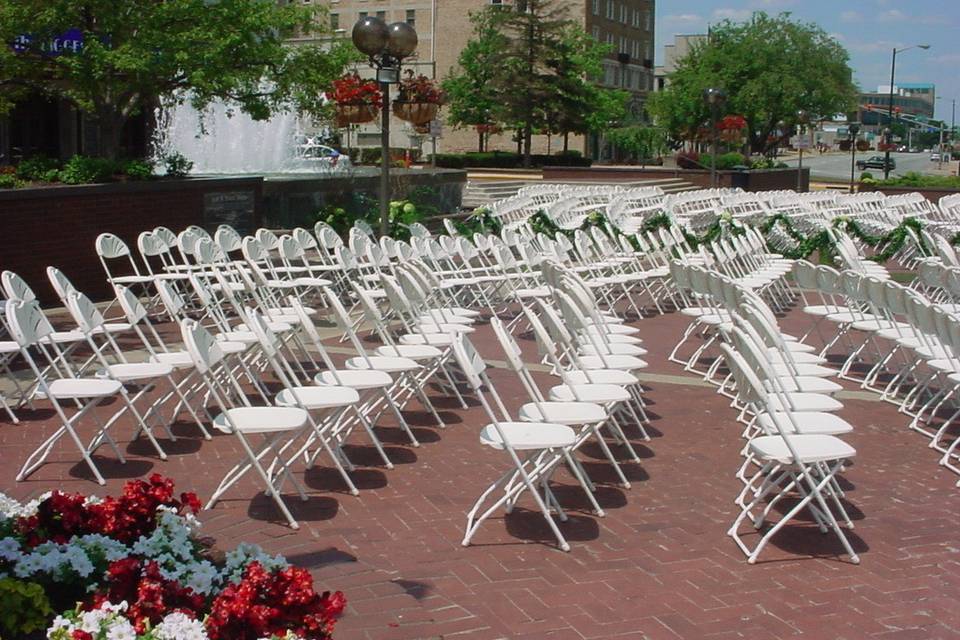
(0, 577, 54, 637)
(15, 155, 61, 181)
(163, 152, 193, 178)
(58, 155, 116, 184)
(872, 172, 960, 189)
(121, 159, 154, 180)
(0, 173, 24, 189)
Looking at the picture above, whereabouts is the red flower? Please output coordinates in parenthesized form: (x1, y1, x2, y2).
(90, 559, 205, 633)
(71, 631, 94, 640)
(15, 475, 201, 546)
(330, 73, 383, 108)
(396, 69, 445, 105)
(206, 563, 345, 640)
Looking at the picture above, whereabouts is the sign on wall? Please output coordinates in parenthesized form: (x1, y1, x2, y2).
(204, 191, 256, 234)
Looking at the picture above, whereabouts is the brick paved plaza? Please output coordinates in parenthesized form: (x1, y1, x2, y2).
(3, 307, 960, 639)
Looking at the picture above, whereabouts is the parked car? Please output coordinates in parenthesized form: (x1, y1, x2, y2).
(931, 152, 949, 162)
(856, 155, 896, 171)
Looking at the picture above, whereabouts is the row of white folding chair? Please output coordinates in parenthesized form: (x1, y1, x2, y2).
(800, 267, 960, 483)
(691, 271, 859, 563)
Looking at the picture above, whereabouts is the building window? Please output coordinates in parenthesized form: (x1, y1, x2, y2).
(376, 10, 386, 20)
(606, 1, 615, 20)
(620, 36, 627, 54)
(358, 11, 367, 19)
(632, 9, 640, 27)
(592, 0, 600, 15)
(330, 12, 339, 29)
(605, 32, 614, 45)
(619, 4, 627, 23)
(406, 9, 415, 25)
(592, 26, 601, 40)
(645, 11, 652, 31)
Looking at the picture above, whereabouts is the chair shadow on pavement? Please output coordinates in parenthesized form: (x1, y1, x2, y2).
(304, 466, 388, 492)
(69, 456, 154, 481)
(503, 507, 600, 546)
(246, 492, 340, 525)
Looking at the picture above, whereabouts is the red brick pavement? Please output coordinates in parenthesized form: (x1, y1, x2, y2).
(3, 307, 960, 639)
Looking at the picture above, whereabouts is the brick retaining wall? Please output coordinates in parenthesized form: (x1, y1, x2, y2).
(0, 177, 262, 304)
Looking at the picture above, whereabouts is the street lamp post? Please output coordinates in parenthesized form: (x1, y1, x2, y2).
(936, 96, 957, 171)
(885, 44, 930, 180)
(796, 110, 809, 192)
(352, 17, 419, 237)
(848, 122, 860, 194)
(702, 87, 726, 188)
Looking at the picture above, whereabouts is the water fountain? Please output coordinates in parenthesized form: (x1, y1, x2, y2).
(151, 99, 352, 175)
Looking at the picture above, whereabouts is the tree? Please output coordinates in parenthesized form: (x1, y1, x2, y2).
(604, 126, 667, 164)
(0, 0, 354, 160)
(489, 0, 571, 167)
(442, 10, 508, 152)
(647, 12, 856, 153)
(542, 26, 629, 152)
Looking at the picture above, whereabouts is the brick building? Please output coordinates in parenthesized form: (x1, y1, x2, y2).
(298, 0, 655, 159)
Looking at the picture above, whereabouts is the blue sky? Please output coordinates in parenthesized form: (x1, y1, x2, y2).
(655, 0, 959, 123)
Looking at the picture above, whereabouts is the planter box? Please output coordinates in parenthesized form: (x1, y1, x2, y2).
(261, 168, 466, 230)
(857, 183, 960, 203)
(541, 166, 809, 192)
(0, 177, 262, 304)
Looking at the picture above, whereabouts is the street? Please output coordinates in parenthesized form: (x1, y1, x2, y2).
(781, 150, 952, 180)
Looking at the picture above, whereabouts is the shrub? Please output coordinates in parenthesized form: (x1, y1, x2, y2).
(16, 155, 60, 181)
(162, 152, 193, 177)
(431, 151, 591, 169)
(859, 171, 874, 182)
(874, 172, 960, 189)
(58, 155, 116, 184)
(0, 173, 24, 189)
(120, 158, 154, 180)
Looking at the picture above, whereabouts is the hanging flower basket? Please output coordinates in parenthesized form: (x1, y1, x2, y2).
(393, 101, 439, 125)
(335, 104, 378, 127)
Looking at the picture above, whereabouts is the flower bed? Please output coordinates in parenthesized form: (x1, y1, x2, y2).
(0, 475, 344, 639)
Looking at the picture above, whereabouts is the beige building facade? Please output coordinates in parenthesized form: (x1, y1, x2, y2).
(296, 0, 654, 159)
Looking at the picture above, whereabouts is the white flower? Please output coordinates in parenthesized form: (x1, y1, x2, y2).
(154, 612, 209, 640)
(47, 614, 75, 637)
(183, 560, 220, 595)
(105, 617, 137, 640)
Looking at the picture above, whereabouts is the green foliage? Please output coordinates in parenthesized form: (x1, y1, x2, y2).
(699, 152, 749, 169)
(0, 577, 54, 637)
(648, 12, 856, 152)
(0, 173, 25, 189)
(0, 0, 354, 159)
(859, 171, 875, 183)
(313, 188, 437, 241)
(162, 152, 193, 178)
(453, 206, 503, 237)
(58, 155, 116, 184)
(120, 159, 154, 180)
(16, 155, 61, 181)
(432, 151, 590, 169)
(443, 10, 508, 150)
(872, 172, 960, 189)
(604, 127, 668, 163)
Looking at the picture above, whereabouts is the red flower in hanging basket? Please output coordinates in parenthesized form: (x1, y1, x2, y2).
(719, 114, 747, 131)
(395, 69, 445, 105)
(329, 72, 383, 108)
(475, 123, 502, 135)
